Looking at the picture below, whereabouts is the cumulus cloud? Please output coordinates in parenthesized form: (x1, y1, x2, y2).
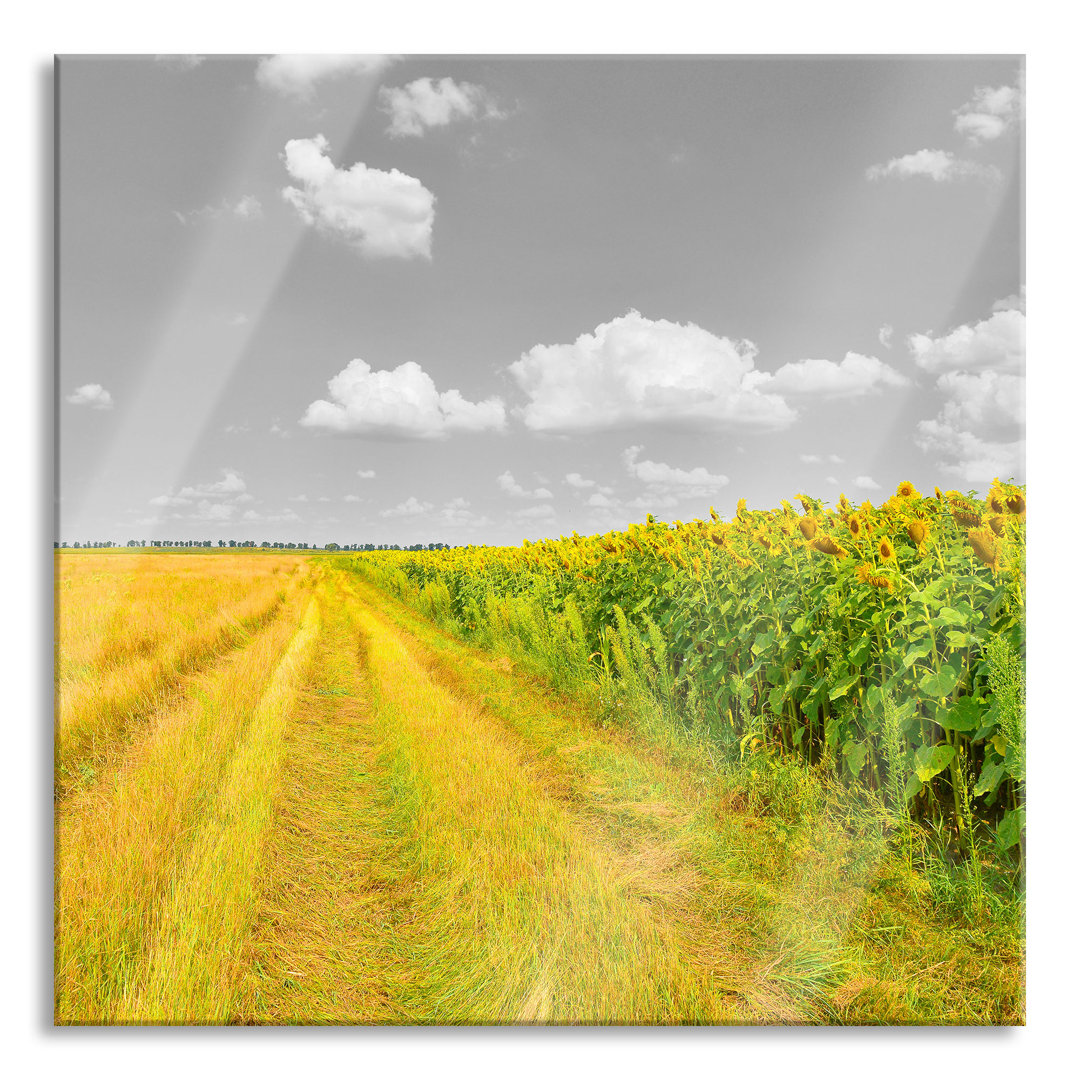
(992, 287, 1026, 314)
(954, 83, 1023, 144)
(915, 423, 1024, 484)
(255, 55, 391, 99)
(67, 383, 113, 409)
(910, 304, 1026, 482)
(509, 311, 795, 433)
(878, 324, 894, 349)
(757, 352, 908, 398)
(380, 496, 434, 518)
(357, 468, 376, 479)
(623, 446, 729, 497)
(300, 358, 506, 439)
(853, 476, 881, 491)
(908, 308, 1025, 375)
(344, 495, 363, 503)
(865, 149, 999, 183)
(565, 473, 596, 489)
(497, 471, 553, 499)
(437, 497, 491, 529)
(148, 469, 252, 521)
(379, 77, 503, 138)
(178, 469, 247, 498)
(281, 135, 435, 259)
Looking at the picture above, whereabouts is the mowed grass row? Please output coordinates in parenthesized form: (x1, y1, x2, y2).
(55, 577, 320, 1024)
(55, 552, 308, 798)
(335, 582, 751, 1024)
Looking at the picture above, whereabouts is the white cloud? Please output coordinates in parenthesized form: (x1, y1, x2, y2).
(379, 77, 503, 138)
(992, 287, 1026, 314)
(224, 423, 250, 434)
(829, 453, 844, 464)
(910, 303, 1025, 482)
(915, 422, 1024, 484)
(343, 495, 363, 503)
(147, 469, 253, 522)
(623, 446, 729, 497)
(174, 196, 262, 225)
(935, 370, 1025, 431)
(380, 496, 434, 518)
(357, 468, 376, 479)
(587, 492, 617, 508)
(288, 495, 309, 503)
(177, 469, 246, 498)
(757, 352, 908, 398)
(954, 83, 1022, 145)
(853, 476, 881, 491)
(233, 195, 262, 220)
(908, 309, 1025, 375)
(825, 476, 839, 487)
(66, 383, 113, 409)
(437, 497, 491, 528)
(508, 311, 795, 433)
(255, 55, 391, 99)
(497, 471, 553, 499)
(300, 358, 506, 439)
(564, 473, 596, 489)
(269, 420, 291, 439)
(228, 314, 250, 327)
(800, 454, 822, 464)
(865, 149, 999, 183)
(281, 135, 435, 260)
(878, 324, 894, 349)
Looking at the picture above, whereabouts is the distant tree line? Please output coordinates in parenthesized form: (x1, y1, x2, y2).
(55, 539, 456, 551)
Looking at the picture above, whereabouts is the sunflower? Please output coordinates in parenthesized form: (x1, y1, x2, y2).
(848, 515, 863, 539)
(1006, 492, 1026, 516)
(811, 536, 848, 558)
(966, 528, 999, 572)
(856, 562, 872, 583)
(952, 508, 982, 528)
(896, 480, 919, 498)
(878, 537, 896, 560)
(988, 515, 1006, 537)
(907, 519, 930, 548)
(798, 517, 818, 540)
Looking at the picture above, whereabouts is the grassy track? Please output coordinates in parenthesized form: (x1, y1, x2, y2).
(54, 555, 1022, 1025)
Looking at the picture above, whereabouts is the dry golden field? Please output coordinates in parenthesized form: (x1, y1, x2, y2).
(54, 550, 1023, 1025)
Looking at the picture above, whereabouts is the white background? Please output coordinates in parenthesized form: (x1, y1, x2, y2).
(6, 1, 1074, 1076)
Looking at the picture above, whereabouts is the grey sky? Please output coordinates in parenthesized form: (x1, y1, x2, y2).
(58, 55, 1023, 545)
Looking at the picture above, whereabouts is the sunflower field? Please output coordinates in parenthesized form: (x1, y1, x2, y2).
(350, 480, 1026, 855)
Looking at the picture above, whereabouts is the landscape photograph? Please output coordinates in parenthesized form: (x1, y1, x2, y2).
(54, 52, 1025, 1027)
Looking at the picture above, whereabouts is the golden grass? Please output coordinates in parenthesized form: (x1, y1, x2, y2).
(344, 589, 747, 1024)
(235, 578, 393, 1023)
(55, 552, 308, 797)
(54, 555, 1021, 1026)
(352, 577, 1024, 1025)
(55, 580, 318, 1024)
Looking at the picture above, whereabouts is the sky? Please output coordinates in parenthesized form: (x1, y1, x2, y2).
(57, 54, 1024, 546)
